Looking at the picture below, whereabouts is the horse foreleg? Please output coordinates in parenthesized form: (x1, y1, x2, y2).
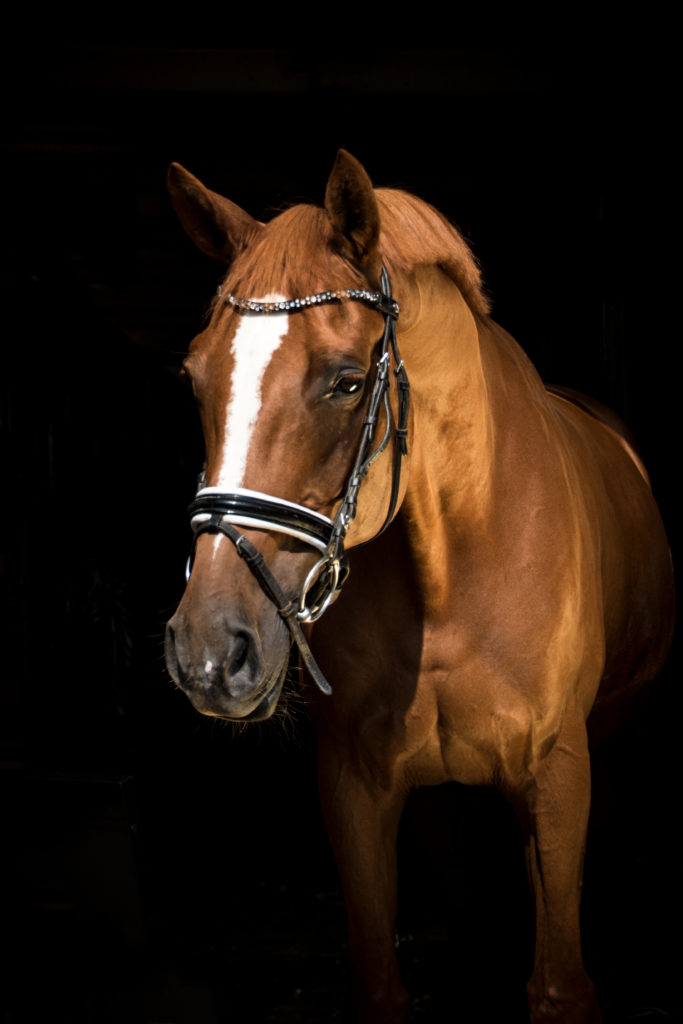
(516, 710, 601, 1024)
(318, 749, 410, 1024)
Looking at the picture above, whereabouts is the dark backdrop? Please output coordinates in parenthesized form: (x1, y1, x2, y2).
(1, 42, 679, 1023)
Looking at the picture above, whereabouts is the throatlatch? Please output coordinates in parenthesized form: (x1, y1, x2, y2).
(185, 264, 410, 694)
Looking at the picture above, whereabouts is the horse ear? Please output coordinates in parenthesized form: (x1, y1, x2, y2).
(324, 150, 381, 280)
(167, 163, 261, 264)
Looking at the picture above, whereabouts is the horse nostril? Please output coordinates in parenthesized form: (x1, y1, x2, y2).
(229, 631, 250, 677)
(165, 621, 181, 682)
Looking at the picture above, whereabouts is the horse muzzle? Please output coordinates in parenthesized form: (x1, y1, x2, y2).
(164, 607, 291, 721)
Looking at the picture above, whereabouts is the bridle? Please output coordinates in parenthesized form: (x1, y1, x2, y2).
(184, 265, 410, 695)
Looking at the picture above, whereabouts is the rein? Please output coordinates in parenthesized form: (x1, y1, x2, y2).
(185, 265, 410, 695)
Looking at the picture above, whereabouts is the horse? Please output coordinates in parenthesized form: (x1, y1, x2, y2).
(164, 150, 674, 1023)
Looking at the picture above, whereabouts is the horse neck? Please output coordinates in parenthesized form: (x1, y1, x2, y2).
(397, 266, 497, 609)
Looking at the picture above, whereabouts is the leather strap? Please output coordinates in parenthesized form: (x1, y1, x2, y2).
(189, 490, 334, 551)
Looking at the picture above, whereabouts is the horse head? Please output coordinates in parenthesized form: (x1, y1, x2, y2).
(165, 151, 409, 721)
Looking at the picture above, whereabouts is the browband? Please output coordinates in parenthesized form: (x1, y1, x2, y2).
(223, 286, 399, 319)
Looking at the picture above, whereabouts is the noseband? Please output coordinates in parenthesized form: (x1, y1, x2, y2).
(185, 265, 410, 695)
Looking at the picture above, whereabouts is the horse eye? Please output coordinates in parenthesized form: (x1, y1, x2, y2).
(331, 374, 364, 397)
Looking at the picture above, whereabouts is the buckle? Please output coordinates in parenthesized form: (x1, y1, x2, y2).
(375, 295, 400, 319)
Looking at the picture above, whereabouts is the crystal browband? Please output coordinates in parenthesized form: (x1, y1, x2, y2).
(223, 287, 399, 318)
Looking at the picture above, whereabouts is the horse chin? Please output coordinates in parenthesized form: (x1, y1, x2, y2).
(186, 656, 289, 723)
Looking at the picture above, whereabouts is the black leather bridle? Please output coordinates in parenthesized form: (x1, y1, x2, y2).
(185, 265, 410, 695)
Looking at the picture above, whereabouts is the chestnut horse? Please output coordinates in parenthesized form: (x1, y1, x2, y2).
(165, 151, 674, 1023)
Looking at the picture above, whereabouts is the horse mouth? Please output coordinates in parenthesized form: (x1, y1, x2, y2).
(185, 655, 290, 723)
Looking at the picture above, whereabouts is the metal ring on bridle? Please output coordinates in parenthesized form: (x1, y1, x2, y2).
(297, 556, 342, 624)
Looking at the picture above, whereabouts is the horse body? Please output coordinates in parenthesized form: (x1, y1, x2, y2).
(165, 152, 674, 1023)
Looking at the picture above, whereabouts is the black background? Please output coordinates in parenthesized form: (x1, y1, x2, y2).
(1, 38, 679, 1023)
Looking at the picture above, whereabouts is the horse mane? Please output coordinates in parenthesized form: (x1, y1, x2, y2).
(222, 188, 490, 317)
(376, 189, 490, 316)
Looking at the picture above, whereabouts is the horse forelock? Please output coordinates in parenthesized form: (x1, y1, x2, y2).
(219, 204, 367, 303)
(212, 189, 490, 316)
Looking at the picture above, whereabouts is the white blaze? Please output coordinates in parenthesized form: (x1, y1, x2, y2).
(217, 301, 289, 490)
